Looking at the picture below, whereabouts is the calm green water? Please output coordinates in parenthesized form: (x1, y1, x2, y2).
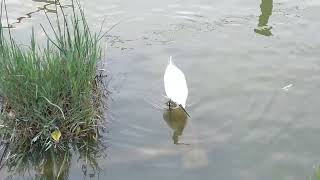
(1, 0, 320, 179)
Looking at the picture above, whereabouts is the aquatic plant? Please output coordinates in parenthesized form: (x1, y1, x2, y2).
(0, 0, 106, 168)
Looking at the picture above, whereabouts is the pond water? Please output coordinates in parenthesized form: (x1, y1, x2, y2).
(1, 0, 320, 179)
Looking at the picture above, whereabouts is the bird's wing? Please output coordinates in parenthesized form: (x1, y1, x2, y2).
(164, 65, 188, 106)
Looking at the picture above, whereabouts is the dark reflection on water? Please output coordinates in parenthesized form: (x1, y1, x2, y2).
(0, 137, 106, 180)
(255, 0, 273, 36)
(162, 103, 189, 145)
(9, 0, 71, 28)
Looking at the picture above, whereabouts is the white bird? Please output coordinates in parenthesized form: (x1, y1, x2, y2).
(164, 56, 190, 117)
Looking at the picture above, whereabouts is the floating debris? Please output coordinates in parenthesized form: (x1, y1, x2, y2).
(282, 84, 293, 91)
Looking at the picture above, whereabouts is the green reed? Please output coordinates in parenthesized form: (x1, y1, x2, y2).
(0, 0, 105, 156)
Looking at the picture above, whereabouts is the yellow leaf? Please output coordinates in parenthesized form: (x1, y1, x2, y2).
(51, 129, 61, 142)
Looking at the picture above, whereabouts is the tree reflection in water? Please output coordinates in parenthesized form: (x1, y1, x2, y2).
(9, 0, 71, 28)
(254, 0, 273, 36)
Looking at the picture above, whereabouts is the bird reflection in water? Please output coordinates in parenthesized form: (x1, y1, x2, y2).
(254, 0, 273, 36)
(163, 102, 189, 145)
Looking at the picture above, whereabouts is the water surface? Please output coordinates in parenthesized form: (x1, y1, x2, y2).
(2, 0, 320, 179)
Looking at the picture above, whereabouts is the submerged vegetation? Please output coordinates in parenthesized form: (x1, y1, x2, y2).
(0, 0, 107, 176)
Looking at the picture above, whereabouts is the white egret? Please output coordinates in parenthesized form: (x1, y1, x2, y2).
(164, 56, 190, 117)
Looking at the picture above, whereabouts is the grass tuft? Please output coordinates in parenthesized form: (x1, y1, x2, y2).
(0, 0, 105, 158)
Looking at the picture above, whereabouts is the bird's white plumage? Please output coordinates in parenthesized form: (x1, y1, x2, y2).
(164, 56, 188, 108)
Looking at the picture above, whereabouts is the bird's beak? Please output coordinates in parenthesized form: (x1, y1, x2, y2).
(179, 104, 190, 118)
